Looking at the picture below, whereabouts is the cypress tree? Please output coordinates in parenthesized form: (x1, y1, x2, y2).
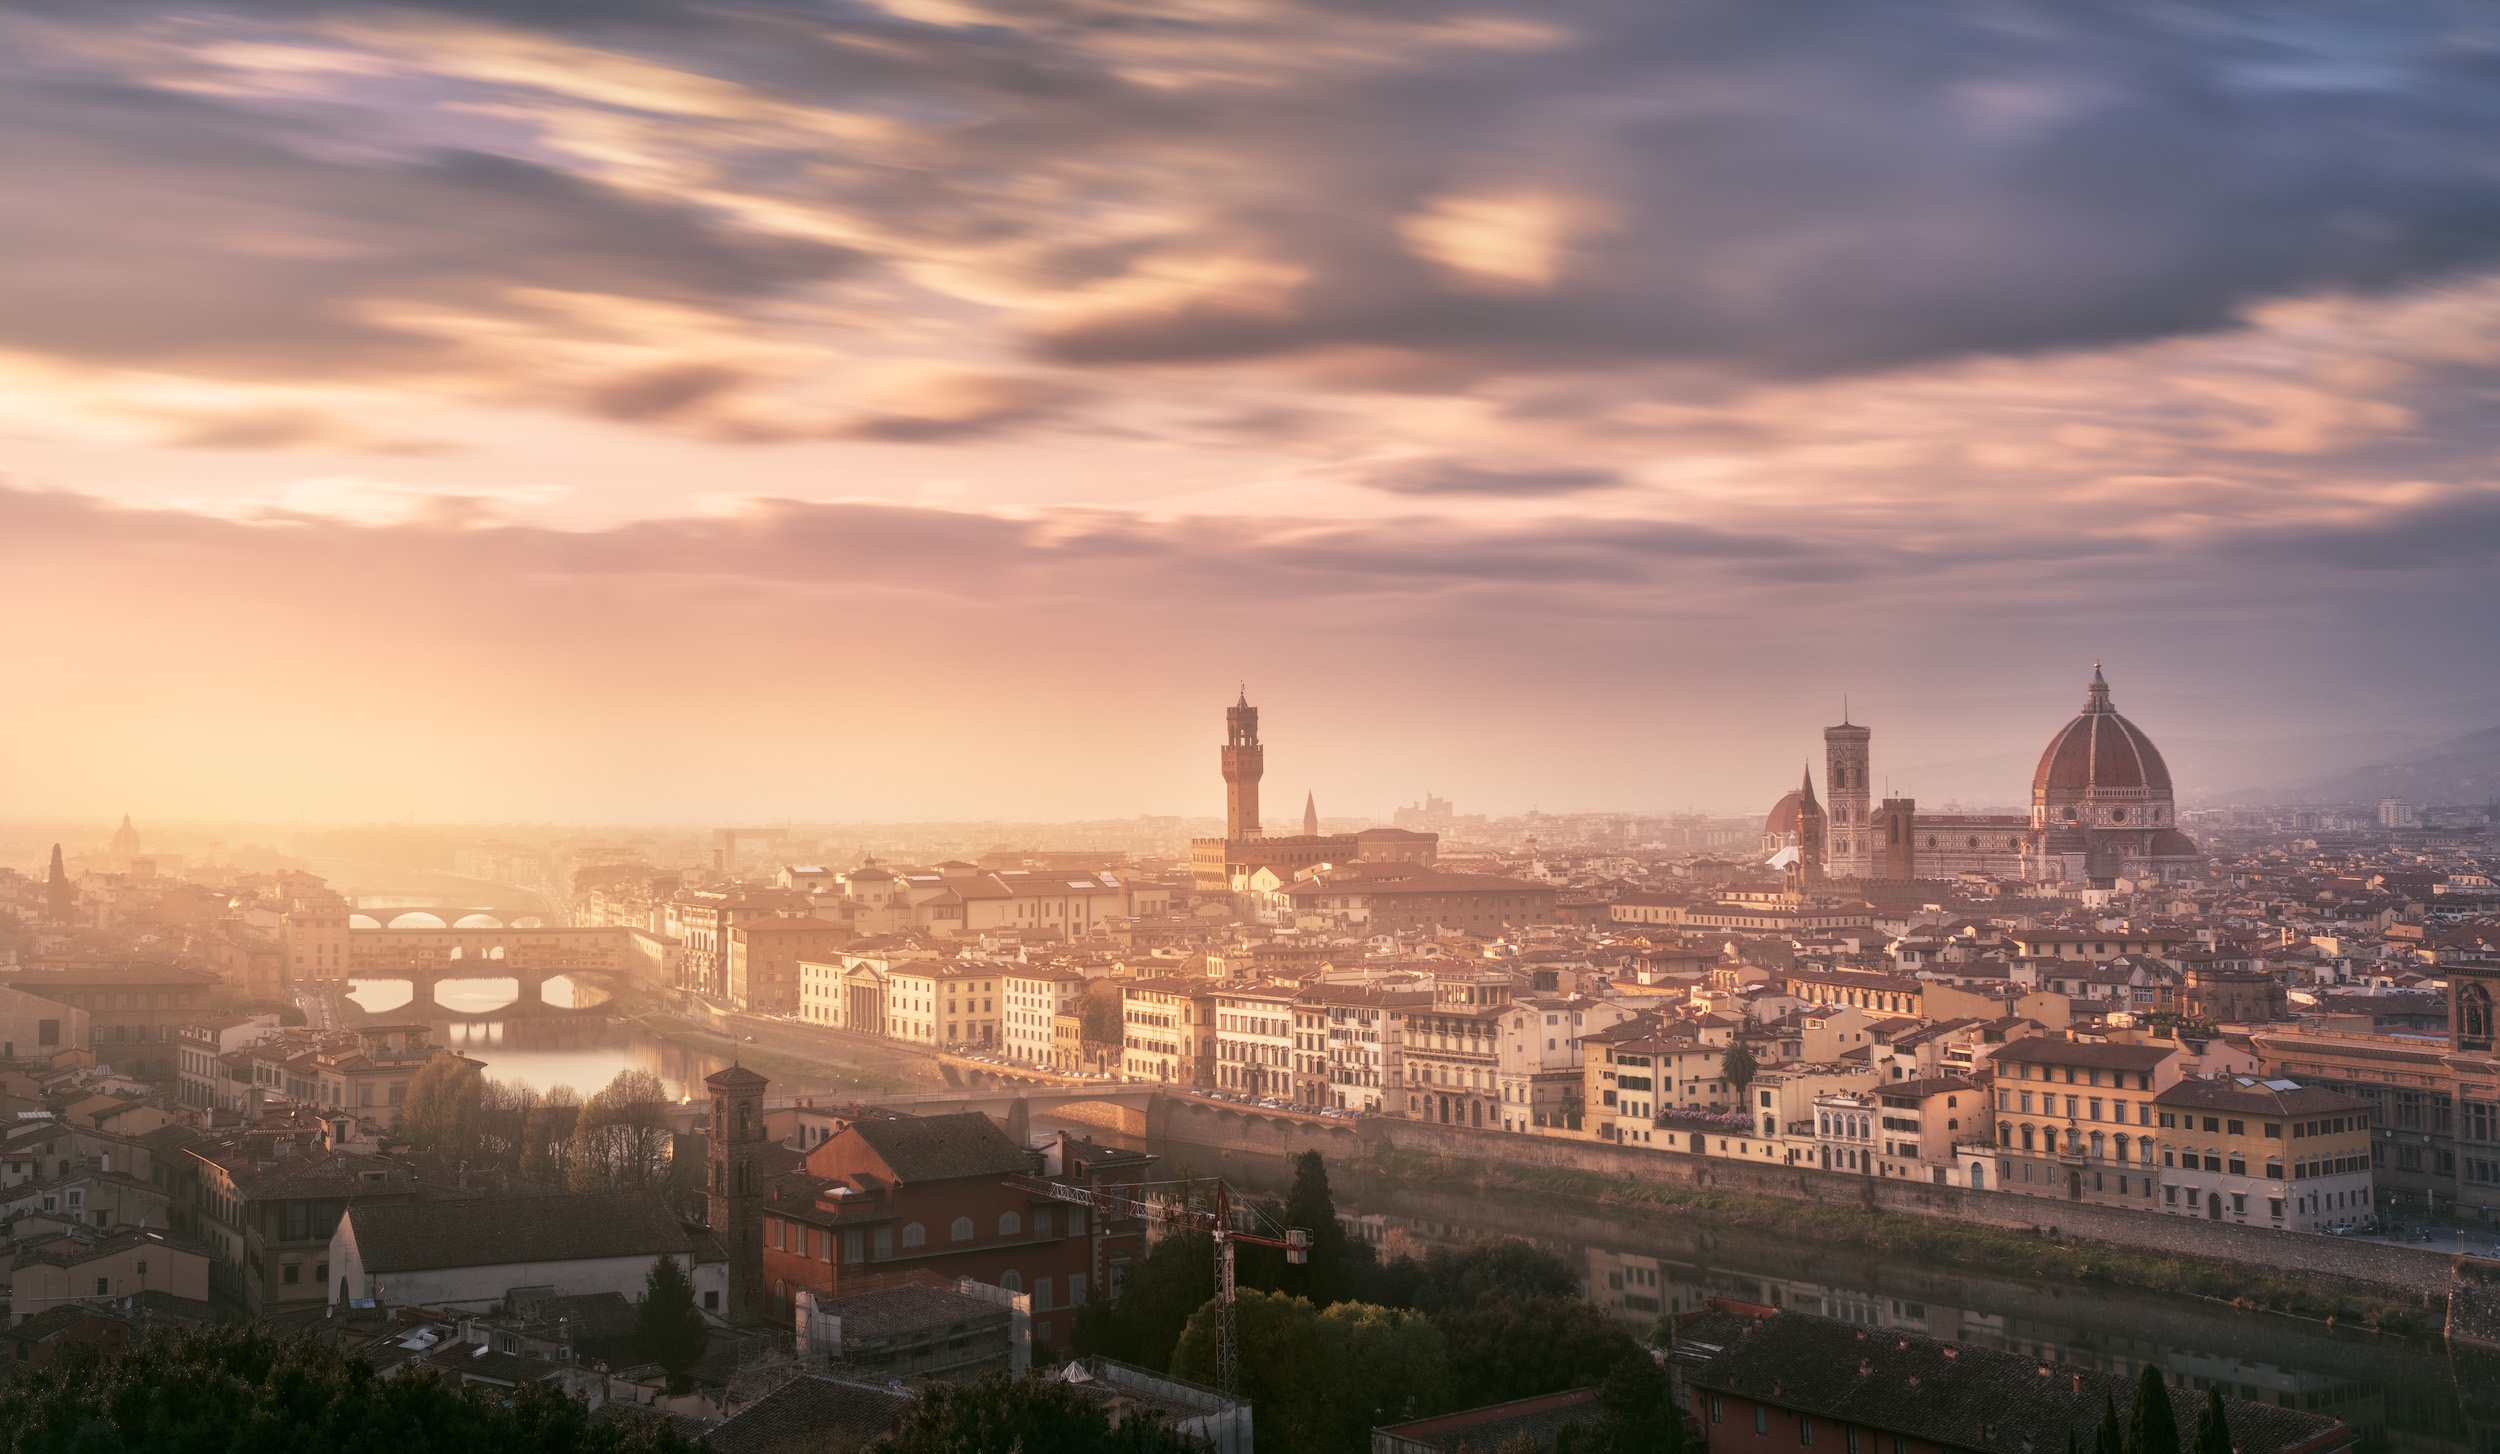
(2191, 1388, 2233, 1454)
(2126, 1365, 2181, 1454)
(2097, 1393, 2125, 1454)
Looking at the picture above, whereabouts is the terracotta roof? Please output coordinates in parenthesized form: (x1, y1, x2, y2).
(705, 1374, 912, 1454)
(345, 1191, 693, 1274)
(846, 1113, 1033, 1184)
(1674, 1304, 2348, 1454)
(2032, 667, 2174, 796)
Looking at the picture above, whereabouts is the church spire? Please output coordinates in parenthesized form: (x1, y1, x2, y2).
(1798, 763, 1820, 808)
(1302, 790, 1318, 838)
(46, 843, 72, 923)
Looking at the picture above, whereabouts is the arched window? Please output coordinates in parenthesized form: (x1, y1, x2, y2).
(2461, 983, 2495, 1048)
(1819, 1112, 1831, 1136)
(1001, 1270, 1023, 1293)
(1998, 1123, 2011, 1148)
(2020, 1124, 2036, 1152)
(2139, 1139, 2155, 1166)
(2112, 1134, 2130, 1163)
(2089, 1132, 2106, 1160)
(952, 1217, 975, 1242)
(902, 1223, 926, 1249)
(998, 1211, 1022, 1237)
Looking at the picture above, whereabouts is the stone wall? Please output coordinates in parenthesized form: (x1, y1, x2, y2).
(1146, 1096, 2452, 1300)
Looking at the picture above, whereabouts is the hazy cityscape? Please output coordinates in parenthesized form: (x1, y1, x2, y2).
(7, 3, 2500, 1454)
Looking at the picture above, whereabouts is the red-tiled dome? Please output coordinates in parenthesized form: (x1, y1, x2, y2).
(1765, 789, 1805, 837)
(2032, 666, 2172, 796)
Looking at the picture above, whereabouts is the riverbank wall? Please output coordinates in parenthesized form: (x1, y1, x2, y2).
(1145, 1097, 2453, 1302)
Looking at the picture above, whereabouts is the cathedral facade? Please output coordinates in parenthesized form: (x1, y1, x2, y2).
(1763, 667, 2201, 889)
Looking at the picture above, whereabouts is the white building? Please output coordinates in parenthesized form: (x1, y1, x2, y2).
(1001, 967, 1088, 1067)
(1211, 985, 1298, 1098)
(1497, 995, 1635, 1134)
(331, 1192, 727, 1317)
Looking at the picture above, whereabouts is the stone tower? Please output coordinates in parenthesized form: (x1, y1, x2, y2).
(705, 1063, 769, 1324)
(1823, 718, 1872, 880)
(1302, 791, 1318, 838)
(1223, 689, 1264, 838)
(1873, 797, 1918, 881)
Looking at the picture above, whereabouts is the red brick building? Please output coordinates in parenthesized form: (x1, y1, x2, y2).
(759, 1116, 1152, 1349)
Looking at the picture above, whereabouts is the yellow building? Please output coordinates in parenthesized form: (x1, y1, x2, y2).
(2155, 1076, 2373, 1231)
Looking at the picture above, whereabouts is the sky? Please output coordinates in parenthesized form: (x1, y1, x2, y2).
(4, 0, 2500, 825)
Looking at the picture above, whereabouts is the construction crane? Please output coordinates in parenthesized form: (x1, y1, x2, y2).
(1006, 1174, 1308, 1400)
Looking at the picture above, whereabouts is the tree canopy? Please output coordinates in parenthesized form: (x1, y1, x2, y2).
(1169, 1291, 1452, 1454)
(2126, 1365, 2182, 1454)
(0, 1324, 695, 1454)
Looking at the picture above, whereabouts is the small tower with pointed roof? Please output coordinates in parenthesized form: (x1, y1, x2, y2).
(1792, 765, 1827, 887)
(706, 1062, 770, 1324)
(1302, 791, 1318, 838)
(45, 843, 73, 923)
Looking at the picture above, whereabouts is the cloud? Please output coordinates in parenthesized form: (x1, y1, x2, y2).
(1360, 458, 1621, 497)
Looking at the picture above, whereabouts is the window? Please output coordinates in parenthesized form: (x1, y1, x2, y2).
(1801, 1414, 1815, 1445)
(951, 1217, 974, 1242)
(901, 1223, 925, 1249)
(1756, 1405, 1768, 1434)
(283, 1264, 300, 1285)
(999, 1211, 1021, 1236)
(705, 1291, 720, 1311)
(96, 1277, 111, 1295)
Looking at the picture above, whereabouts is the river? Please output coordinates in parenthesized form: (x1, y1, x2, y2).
(345, 1006, 2473, 1452)
(1146, 1138, 2477, 1454)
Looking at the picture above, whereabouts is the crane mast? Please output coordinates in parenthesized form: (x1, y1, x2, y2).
(1006, 1173, 1309, 1401)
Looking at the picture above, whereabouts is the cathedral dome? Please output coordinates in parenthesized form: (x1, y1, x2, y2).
(2032, 666, 2172, 798)
(1764, 789, 1806, 838)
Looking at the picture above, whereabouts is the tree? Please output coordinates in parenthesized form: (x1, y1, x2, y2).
(522, 1084, 579, 1185)
(1172, 1289, 1338, 1453)
(1720, 1041, 1760, 1103)
(636, 1255, 709, 1393)
(1433, 1292, 1643, 1409)
(571, 1069, 671, 1192)
(2191, 1388, 2232, 1454)
(871, 1371, 1205, 1454)
(402, 1053, 485, 1163)
(1543, 1354, 1685, 1454)
(2097, 1394, 2125, 1454)
(0, 1323, 696, 1454)
(1386, 1236, 1581, 1315)
(1279, 1151, 1351, 1306)
(1072, 1228, 1213, 1372)
(2125, 1364, 2181, 1454)
(1314, 1302, 1452, 1451)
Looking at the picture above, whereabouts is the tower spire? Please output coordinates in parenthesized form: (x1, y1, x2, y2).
(2085, 662, 2112, 712)
(1302, 790, 1318, 838)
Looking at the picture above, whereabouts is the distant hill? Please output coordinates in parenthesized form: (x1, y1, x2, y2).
(2268, 724, 2500, 806)
(1896, 729, 2433, 809)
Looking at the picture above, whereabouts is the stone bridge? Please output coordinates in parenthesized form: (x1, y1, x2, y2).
(345, 966, 612, 1015)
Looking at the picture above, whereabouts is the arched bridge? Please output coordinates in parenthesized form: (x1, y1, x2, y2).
(346, 967, 611, 1015)
(352, 896, 555, 930)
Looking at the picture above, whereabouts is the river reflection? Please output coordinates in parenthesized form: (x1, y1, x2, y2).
(1140, 1136, 2479, 1454)
(395, 1014, 854, 1102)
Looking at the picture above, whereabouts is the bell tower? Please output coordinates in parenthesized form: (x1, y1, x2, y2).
(1823, 717, 1872, 880)
(1223, 689, 1264, 839)
(706, 1063, 769, 1323)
